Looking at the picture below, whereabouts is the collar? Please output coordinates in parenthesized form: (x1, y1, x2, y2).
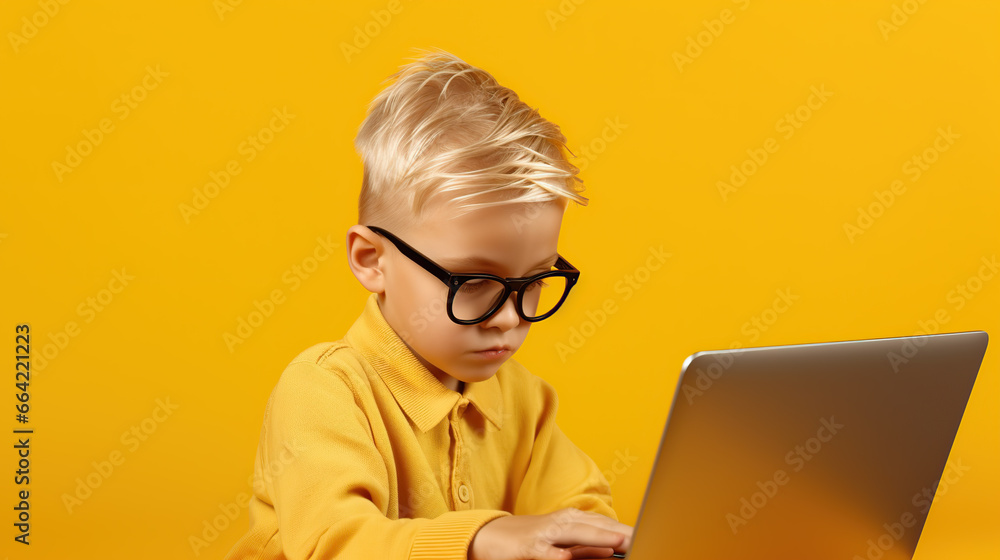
(344, 293, 504, 433)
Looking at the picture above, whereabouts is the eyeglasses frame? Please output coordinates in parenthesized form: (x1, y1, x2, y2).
(365, 225, 580, 325)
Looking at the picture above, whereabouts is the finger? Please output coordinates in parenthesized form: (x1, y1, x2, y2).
(557, 511, 634, 547)
(527, 543, 573, 560)
(560, 509, 634, 535)
(618, 528, 633, 551)
(566, 545, 616, 559)
(543, 522, 626, 549)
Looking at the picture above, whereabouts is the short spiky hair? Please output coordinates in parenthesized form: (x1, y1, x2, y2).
(354, 48, 588, 231)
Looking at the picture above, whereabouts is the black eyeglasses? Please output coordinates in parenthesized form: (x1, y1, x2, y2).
(366, 225, 580, 325)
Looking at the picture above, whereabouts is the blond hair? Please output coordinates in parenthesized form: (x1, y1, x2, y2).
(353, 48, 587, 231)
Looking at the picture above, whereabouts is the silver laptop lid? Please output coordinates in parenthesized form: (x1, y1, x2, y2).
(626, 330, 988, 560)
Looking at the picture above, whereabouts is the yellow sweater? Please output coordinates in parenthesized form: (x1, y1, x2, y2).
(224, 292, 617, 560)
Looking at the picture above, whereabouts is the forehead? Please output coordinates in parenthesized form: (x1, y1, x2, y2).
(411, 200, 566, 273)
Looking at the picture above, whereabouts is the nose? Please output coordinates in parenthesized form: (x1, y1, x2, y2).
(480, 290, 521, 331)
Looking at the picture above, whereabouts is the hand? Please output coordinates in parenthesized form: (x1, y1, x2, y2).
(468, 507, 633, 560)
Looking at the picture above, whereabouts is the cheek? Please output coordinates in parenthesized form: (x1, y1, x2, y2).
(410, 288, 450, 329)
(511, 325, 531, 346)
(401, 288, 457, 349)
(393, 269, 446, 321)
(422, 317, 464, 355)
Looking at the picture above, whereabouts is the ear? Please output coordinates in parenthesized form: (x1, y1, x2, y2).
(346, 225, 386, 294)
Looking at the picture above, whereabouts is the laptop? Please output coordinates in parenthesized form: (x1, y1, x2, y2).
(619, 330, 989, 560)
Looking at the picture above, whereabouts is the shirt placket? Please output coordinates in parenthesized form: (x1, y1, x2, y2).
(449, 396, 473, 510)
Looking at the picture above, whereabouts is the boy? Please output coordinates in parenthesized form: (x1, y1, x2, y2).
(225, 48, 633, 560)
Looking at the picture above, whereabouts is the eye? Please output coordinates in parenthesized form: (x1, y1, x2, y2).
(525, 279, 549, 292)
(459, 279, 489, 294)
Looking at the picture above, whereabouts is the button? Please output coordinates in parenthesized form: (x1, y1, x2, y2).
(458, 484, 471, 503)
(451, 398, 469, 421)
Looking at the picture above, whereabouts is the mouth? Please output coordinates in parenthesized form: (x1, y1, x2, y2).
(472, 345, 511, 359)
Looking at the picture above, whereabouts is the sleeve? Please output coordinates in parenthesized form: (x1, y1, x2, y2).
(511, 377, 618, 521)
(260, 360, 510, 560)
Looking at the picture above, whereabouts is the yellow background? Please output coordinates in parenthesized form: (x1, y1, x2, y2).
(2, 1, 997, 558)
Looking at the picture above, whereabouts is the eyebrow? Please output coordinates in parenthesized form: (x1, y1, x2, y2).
(441, 254, 558, 274)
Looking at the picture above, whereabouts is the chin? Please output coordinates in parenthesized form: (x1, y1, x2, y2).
(458, 364, 504, 383)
